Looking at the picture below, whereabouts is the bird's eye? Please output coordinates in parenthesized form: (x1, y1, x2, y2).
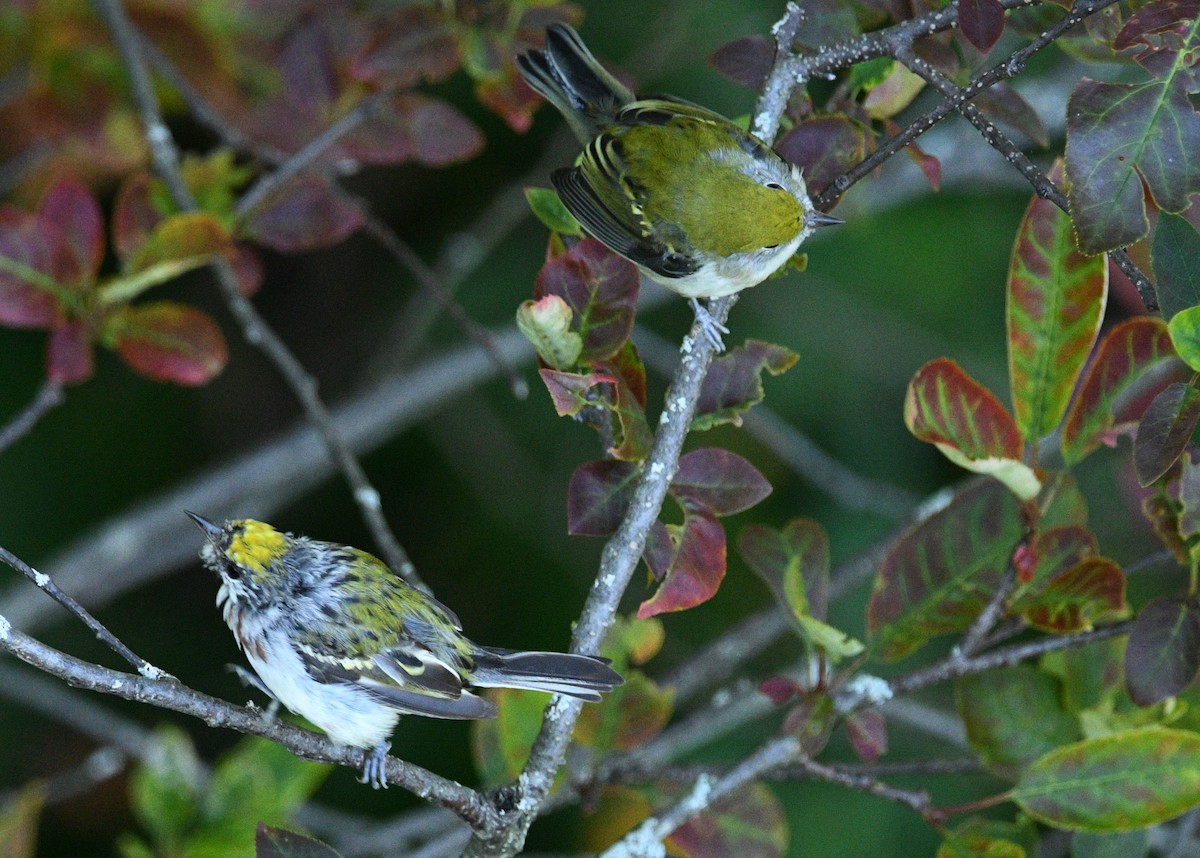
(766, 182, 785, 190)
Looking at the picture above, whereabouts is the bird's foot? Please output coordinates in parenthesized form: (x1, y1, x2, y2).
(359, 741, 390, 789)
(227, 664, 281, 721)
(689, 298, 728, 352)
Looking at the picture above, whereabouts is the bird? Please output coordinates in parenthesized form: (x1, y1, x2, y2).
(187, 512, 623, 788)
(517, 23, 841, 350)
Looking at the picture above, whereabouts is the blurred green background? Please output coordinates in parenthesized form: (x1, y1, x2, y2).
(0, 0, 1159, 854)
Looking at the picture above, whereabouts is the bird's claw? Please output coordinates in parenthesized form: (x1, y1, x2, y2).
(359, 741, 390, 789)
(689, 298, 728, 352)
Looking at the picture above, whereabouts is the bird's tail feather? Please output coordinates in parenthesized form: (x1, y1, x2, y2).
(516, 23, 633, 142)
(470, 647, 624, 702)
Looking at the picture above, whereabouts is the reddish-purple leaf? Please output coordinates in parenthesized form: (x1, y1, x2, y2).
(845, 709, 888, 763)
(242, 175, 366, 253)
(537, 369, 615, 417)
(1125, 598, 1200, 706)
(1134, 383, 1200, 486)
(0, 209, 61, 328)
(774, 116, 872, 199)
(597, 342, 652, 461)
(534, 238, 639, 362)
(760, 675, 803, 705)
(113, 172, 166, 263)
(107, 302, 228, 385)
(974, 84, 1050, 148)
(706, 35, 775, 91)
(276, 18, 338, 114)
(665, 783, 788, 858)
(46, 319, 94, 385)
(643, 520, 673, 582)
(693, 339, 798, 431)
(1113, 0, 1200, 72)
(345, 94, 484, 167)
(739, 518, 830, 621)
(1015, 525, 1098, 593)
(1007, 161, 1108, 442)
(1020, 557, 1127, 633)
(905, 358, 1039, 499)
(904, 139, 942, 191)
(637, 508, 726, 618)
(256, 823, 341, 858)
(37, 177, 104, 285)
(567, 459, 639, 536)
(231, 243, 264, 296)
(1062, 317, 1189, 464)
(671, 449, 772, 516)
(869, 479, 1023, 661)
(958, 0, 1006, 53)
(1066, 72, 1200, 254)
(349, 7, 460, 87)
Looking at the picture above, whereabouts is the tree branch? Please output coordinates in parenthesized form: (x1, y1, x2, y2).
(0, 616, 495, 825)
(0, 379, 63, 455)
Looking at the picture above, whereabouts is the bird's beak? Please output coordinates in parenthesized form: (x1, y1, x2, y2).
(185, 510, 223, 540)
(807, 211, 843, 228)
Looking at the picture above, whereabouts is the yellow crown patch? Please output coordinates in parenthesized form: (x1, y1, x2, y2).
(227, 519, 288, 574)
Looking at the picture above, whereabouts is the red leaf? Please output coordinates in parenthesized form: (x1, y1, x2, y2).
(109, 302, 228, 385)
(345, 94, 484, 167)
(0, 209, 60, 328)
(534, 238, 639, 362)
(637, 509, 726, 618)
(567, 459, 639, 536)
(46, 319, 94, 384)
(693, 339, 798, 431)
(774, 116, 872, 198)
(1020, 557, 1126, 633)
(671, 449, 772, 516)
(37, 177, 104, 285)
(959, 0, 1006, 53)
(1062, 317, 1189, 464)
(243, 175, 365, 253)
(1125, 598, 1200, 706)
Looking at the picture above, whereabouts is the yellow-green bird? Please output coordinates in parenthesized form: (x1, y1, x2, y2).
(518, 24, 840, 349)
(188, 513, 622, 788)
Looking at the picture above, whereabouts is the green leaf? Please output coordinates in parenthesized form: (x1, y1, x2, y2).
(937, 834, 1025, 858)
(1007, 161, 1107, 441)
(692, 340, 798, 431)
(1062, 317, 1187, 465)
(1066, 42, 1200, 254)
(1152, 213, 1200, 321)
(0, 784, 42, 858)
(1058, 635, 1126, 713)
(665, 782, 788, 858)
(739, 518, 830, 623)
(517, 295, 583, 369)
(1071, 830, 1148, 858)
(1133, 382, 1200, 486)
(1015, 557, 1127, 633)
(129, 726, 204, 851)
(905, 358, 1041, 500)
(1169, 306, 1200, 372)
(525, 187, 582, 235)
(470, 687, 551, 785)
(1124, 597, 1200, 706)
(958, 666, 1082, 780)
(1013, 727, 1200, 831)
(204, 738, 329, 832)
(797, 614, 865, 660)
(862, 63, 925, 119)
(255, 824, 342, 858)
(574, 669, 674, 754)
(868, 479, 1024, 661)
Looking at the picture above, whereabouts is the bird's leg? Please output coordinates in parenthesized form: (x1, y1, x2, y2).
(359, 741, 391, 789)
(227, 664, 281, 720)
(689, 298, 728, 352)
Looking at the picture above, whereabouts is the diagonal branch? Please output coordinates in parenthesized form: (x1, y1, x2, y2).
(0, 380, 63, 455)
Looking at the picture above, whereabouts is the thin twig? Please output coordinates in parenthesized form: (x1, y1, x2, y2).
(0, 746, 126, 809)
(0, 380, 63, 455)
(0, 616, 494, 823)
(786, 756, 932, 816)
(956, 561, 1018, 658)
(599, 737, 801, 858)
(0, 544, 171, 680)
(91, 0, 419, 587)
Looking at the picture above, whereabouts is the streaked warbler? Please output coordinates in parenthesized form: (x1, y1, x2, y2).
(518, 24, 840, 349)
(188, 512, 622, 789)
